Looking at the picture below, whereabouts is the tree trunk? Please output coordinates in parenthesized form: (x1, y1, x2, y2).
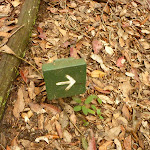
(0, 0, 40, 120)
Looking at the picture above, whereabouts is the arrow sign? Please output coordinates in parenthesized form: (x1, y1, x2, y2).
(56, 75, 76, 91)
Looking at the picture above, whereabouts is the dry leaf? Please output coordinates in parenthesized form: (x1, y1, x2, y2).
(119, 80, 134, 100)
(70, 46, 78, 58)
(28, 81, 36, 100)
(0, 3, 11, 16)
(29, 102, 46, 114)
(116, 56, 125, 67)
(140, 41, 150, 49)
(124, 135, 131, 150)
(37, 26, 47, 39)
(87, 129, 96, 150)
(41, 103, 61, 115)
(0, 45, 16, 55)
(11, 0, 20, 7)
(95, 86, 111, 94)
(35, 136, 49, 144)
(38, 114, 44, 130)
(90, 54, 109, 72)
(122, 104, 131, 120)
(92, 39, 103, 54)
(70, 113, 77, 125)
(63, 130, 72, 143)
(141, 71, 150, 86)
(55, 121, 63, 138)
(91, 70, 106, 78)
(58, 27, 67, 36)
(125, 72, 135, 78)
(98, 95, 114, 104)
(119, 37, 125, 47)
(114, 138, 122, 150)
(99, 141, 113, 150)
(13, 87, 25, 118)
(105, 46, 114, 55)
(104, 126, 121, 140)
(103, 4, 110, 14)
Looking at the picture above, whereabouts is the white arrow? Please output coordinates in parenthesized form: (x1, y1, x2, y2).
(56, 75, 76, 91)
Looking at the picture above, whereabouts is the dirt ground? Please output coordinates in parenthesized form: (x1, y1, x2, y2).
(0, 0, 150, 149)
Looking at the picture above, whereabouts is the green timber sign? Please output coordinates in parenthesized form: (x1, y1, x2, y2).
(42, 58, 86, 100)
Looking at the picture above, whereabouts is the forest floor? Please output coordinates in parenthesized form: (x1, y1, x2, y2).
(0, 0, 150, 149)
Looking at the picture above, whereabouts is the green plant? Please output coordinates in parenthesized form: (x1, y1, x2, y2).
(73, 95, 103, 119)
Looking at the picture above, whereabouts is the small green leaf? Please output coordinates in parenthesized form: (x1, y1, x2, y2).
(97, 109, 101, 115)
(88, 109, 95, 115)
(82, 136, 88, 150)
(97, 98, 102, 104)
(82, 105, 88, 115)
(83, 121, 89, 126)
(74, 105, 82, 111)
(91, 105, 96, 110)
(99, 115, 104, 119)
(73, 97, 82, 103)
(85, 95, 97, 104)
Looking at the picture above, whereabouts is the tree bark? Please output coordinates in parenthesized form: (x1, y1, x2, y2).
(0, 0, 40, 120)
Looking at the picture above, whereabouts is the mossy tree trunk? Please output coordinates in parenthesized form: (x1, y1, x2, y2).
(0, 0, 40, 120)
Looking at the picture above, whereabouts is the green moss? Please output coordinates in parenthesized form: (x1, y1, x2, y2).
(0, 96, 3, 106)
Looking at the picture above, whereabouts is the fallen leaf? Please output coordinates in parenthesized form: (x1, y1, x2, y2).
(91, 70, 106, 78)
(63, 130, 72, 143)
(37, 26, 47, 39)
(119, 37, 125, 47)
(0, 45, 16, 55)
(70, 113, 77, 125)
(38, 114, 44, 130)
(125, 72, 135, 78)
(98, 95, 113, 104)
(90, 54, 109, 72)
(122, 104, 131, 120)
(11, 0, 20, 7)
(87, 129, 96, 150)
(92, 39, 103, 54)
(63, 41, 70, 48)
(0, 3, 11, 16)
(55, 121, 63, 138)
(13, 87, 25, 118)
(98, 141, 113, 150)
(140, 41, 150, 49)
(20, 69, 28, 84)
(29, 102, 46, 114)
(131, 68, 140, 82)
(117, 116, 128, 126)
(35, 136, 49, 144)
(105, 46, 114, 55)
(124, 135, 131, 150)
(41, 103, 61, 115)
(104, 126, 121, 140)
(141, 71, 150, 86)
(116, 56, 125, 67)
(70, 46, 78, 58)
(95, 86, 111, 94)
(58, 27, 67, 36)
(119, 80, 134, 100)
(35, 135, 59, 144)
(48, 7, 58, 13)
(114, 138, 122, 150)
(28, 81, 36, 100)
